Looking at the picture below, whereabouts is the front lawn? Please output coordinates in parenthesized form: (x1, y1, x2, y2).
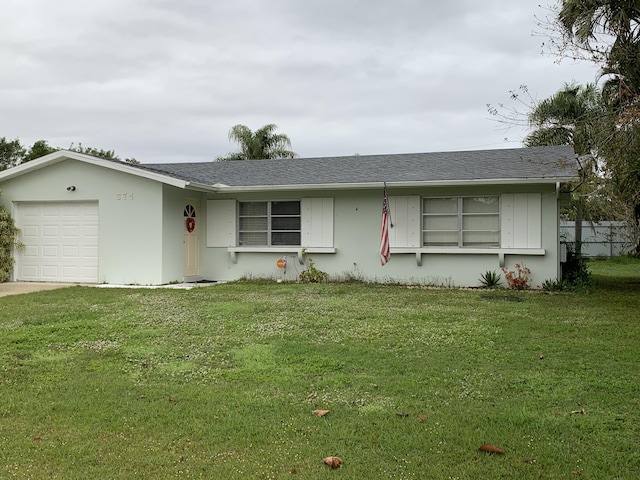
(1, 258, 638, 479)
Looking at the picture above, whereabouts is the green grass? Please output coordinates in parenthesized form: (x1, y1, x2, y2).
(1, 258, 639, 479)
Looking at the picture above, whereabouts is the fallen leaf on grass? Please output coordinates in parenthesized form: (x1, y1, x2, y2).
(571, 408, 585, 415)
(312, 409, 329, 417)
(478, 443, 505, 455)
(396, 413, 409, 418)
(418, 414, 428, 422)
(322, 456, 343, 469)
(32, 436, 42, 441)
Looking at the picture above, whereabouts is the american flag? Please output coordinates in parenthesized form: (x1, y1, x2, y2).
(380, 184, 391, 266)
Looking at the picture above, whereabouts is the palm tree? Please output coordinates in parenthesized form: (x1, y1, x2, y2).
(557, 0, 640, 95)
(524, 83, 601, 154)
(555, 1, 640, 253)
(216, 124, 297, 161)
(525, 83, 603, 256)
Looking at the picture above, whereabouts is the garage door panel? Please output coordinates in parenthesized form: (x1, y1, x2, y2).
(43, 226, 60, 237)
(21, 265, 38, 277)
(84, 225, 99, 237)
(16, 202, 99, 283)
(42, 265, 60, 279)
(23, 245, 39, 257)
(62, 225, 80, 237)
(43, 245, 60, 257)
(22, 225, 39, 237)
(43, 205, 60, 216)
(62, 245, 80, 257)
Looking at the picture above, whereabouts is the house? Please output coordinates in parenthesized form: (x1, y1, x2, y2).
(0, 145, 577, 287)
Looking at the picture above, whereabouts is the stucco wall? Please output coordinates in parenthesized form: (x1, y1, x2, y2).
(199, 184, 561, 288)
(0, 160, 166, 284)
(1, 160, 562, 287)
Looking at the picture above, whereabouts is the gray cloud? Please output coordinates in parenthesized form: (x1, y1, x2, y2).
(1, 0, 599, 163)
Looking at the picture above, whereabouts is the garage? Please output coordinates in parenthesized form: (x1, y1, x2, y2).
(15, 201, 99, 283)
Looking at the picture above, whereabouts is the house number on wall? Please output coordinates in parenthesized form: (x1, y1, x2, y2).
(116, 192, 134, 200)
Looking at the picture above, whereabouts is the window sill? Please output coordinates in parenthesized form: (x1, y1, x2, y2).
(389, 247, 545, 267)
(227, 246, 336, 264)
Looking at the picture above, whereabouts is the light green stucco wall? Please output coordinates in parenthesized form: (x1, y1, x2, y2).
(198, 184, 561, 288)
(0, 160, 167, 284)
(1, 159, 562, 287)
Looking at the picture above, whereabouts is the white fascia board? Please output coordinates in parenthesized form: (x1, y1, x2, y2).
(0, 150, 215, 191)
(212, 177, 578, 193)
(185, 182, 219, 193)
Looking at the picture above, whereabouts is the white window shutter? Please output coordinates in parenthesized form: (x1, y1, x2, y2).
(501, 193, 541, 248)
(389, 196, 420, 247)
(207, 199, 237, 247)
(301, 198, 334, 248)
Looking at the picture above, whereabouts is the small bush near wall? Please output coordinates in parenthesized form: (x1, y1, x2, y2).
(561, 242, 591, 286)
(0, 196, 20, 282)
(502, 264, 532, 290)
(299, 258, 328, 283)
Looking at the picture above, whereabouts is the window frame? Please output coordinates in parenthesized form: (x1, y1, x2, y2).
(422, 195, 500, 248)
(238, 200, 302, 247)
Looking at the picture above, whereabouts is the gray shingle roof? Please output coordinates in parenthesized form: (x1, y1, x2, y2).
(138, 146, 577, 188)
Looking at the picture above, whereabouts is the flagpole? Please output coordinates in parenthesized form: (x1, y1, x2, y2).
(384, 182, 393, 228)
(380, 183, 391, 266)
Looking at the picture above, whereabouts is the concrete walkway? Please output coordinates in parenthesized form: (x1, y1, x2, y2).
(0, 281, 222, 298)
(0, 282, 77, 298)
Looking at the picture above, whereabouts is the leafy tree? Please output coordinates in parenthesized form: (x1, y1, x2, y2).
(0, 192, 20, 282)
(537, 1, 640, 254)
(556, 0, 640, 95)
(216, 124, 297, 161)
(67, 143, 139, 164)
(0, 137, 26, 171)
(1, 138, 139, 168)
(25, 140, 59, 161)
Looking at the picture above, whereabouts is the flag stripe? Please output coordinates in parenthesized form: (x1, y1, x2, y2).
(380, 185, 390, 266)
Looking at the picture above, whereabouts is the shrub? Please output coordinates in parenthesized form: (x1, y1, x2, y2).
(0, 196, 20, 282)
(299, 258, 327, 283)
(479, 270, 502, 288)
(542, 278, 569, 292)
(561, 241, 591, 285)
(501, 263, 531, 290)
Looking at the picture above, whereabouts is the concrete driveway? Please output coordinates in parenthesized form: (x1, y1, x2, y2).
(0, 282, 76, 298)
(0, 281, 221, 298)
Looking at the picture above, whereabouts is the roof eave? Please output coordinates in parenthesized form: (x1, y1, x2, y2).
(0, 150, 195, 190)
(185, 182, 218, 193)
(211, 176, 578, 193)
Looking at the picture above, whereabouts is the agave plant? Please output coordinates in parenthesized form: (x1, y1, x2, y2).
(479, 270, 502, 288)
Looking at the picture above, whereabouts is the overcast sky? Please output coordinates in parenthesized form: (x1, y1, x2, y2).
(1, 0, 600, 164)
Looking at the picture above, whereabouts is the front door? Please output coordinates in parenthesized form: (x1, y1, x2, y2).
(183, 202, 199, 278)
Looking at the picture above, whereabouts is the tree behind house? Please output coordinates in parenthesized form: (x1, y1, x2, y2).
(216, 124, 297, 161)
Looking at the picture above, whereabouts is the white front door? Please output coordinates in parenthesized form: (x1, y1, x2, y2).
(183, 202, 199, 278)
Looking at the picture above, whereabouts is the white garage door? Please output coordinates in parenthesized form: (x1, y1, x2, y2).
(15, 202, 99, 283)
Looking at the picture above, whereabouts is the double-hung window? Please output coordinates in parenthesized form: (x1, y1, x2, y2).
(238, 201, 301, 246)
(422, 196, 500, 247)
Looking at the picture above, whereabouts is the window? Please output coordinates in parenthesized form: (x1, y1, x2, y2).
(422, 196, 499, 247)
(238, 201, 301, 246)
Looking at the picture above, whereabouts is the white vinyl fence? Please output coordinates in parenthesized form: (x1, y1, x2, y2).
(560, 221, 630, 257)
